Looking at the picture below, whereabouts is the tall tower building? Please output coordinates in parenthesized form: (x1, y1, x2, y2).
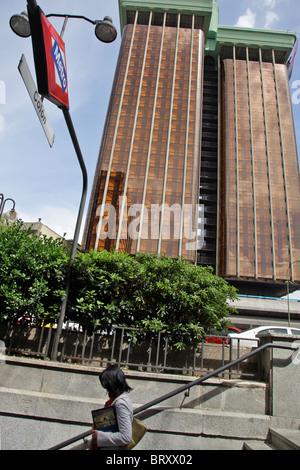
(83, 0, 300, 297)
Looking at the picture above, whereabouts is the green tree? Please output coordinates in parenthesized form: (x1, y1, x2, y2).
(0, 223, 238, 349)
(69, 250, 238, 349)
(0, 221, 68, 323)
(68, 249, 140, 330)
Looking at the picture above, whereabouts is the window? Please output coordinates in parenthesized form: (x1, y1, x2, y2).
(259, 328, 287, 335)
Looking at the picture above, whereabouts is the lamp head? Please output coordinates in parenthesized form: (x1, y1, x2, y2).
(3, 209, 18, 224)
(9, 11, 31, 38)
(95, 16, 117, 43)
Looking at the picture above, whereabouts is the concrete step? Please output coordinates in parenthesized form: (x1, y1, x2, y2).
(0, 386, 276, 450)
(243, 440, 275, 450)
(243, 428, 300, 450)
(0, 356, 268, 416)
(269, 428, 300, 450)
(63, 413, 300, 451)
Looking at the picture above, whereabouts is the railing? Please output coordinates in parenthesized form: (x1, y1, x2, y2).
(48, 342, 298, 450)
(238, 294, 300, 302)
(2, 322, 258, 378)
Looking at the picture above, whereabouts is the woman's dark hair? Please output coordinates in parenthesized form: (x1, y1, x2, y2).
(99, 365, 132, 396)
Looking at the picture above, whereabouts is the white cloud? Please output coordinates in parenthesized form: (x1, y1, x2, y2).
(264, 11, 280, 28)
(235, 8, 257, 28)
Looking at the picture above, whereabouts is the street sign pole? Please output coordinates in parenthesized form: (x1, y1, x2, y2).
(25, 0, 88, 361)
(51, 108, 88, 361)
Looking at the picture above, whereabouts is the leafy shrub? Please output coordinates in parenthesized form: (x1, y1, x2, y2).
(69, 250, 238, 348)
(0, 223, 237, 348)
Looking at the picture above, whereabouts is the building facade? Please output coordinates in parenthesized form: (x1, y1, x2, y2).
(83, 0, 300, 296)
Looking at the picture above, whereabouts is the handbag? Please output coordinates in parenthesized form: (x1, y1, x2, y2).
(121, 416, 147, 450)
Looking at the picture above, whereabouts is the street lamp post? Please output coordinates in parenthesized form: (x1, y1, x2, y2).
(10, 0, 117, 361)
(10, 9, 118, 43)
(0, 194, 16, 219)
(286, 259, 300, 327)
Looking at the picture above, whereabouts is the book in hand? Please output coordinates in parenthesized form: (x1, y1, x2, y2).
(92, 405, 119, 433)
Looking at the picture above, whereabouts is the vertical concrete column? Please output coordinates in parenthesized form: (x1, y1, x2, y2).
(259, 334, 300, 418)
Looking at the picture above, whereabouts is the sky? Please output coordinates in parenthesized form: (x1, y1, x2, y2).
(0, 0, 121, 239)
(1, 1, 300, 291)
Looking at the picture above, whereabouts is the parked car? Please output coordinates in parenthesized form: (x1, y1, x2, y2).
(205, 326, 242, 344)
(228, 325, 300, 348)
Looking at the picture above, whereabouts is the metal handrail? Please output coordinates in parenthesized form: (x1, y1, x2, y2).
(48, 342, 298, 450)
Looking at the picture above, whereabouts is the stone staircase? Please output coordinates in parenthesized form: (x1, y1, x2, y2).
(1, 356, 300, 450)
(244, 428, 300, 450)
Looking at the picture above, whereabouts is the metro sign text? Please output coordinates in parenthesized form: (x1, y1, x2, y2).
(51, 39, 68, 95)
